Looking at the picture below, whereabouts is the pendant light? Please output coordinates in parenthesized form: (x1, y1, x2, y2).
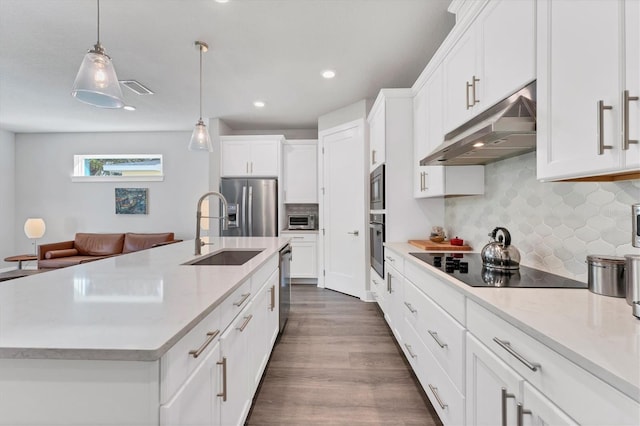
(71, 0, 124, 108)
(188, 41, 213, 152)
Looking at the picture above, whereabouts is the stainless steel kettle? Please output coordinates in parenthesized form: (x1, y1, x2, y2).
(481, 227, 521, 271)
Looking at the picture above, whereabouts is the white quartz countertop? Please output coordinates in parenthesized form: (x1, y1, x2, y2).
(386, 242, 640, 402)
(0, 237, 290, 361)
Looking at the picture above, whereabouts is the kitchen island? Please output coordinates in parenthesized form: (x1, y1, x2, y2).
(0, 237, 289, 425)
(384, 242, 640, 426)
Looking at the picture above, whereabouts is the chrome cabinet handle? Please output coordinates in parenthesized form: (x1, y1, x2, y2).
(385, 256, 395, 262)
(493, 337, 541, 372)
(292, 236, 304, 239)
(517, 403, 532, 426)
(623, 90, 639, 150)
(598, 100, 613, 155)
(233, 292, 251, 307)
(386, 272, 392, 293)
(424, 172, 429, 190)
(466, 80, 473, 109)
(404, 301, 417, 313)
(237, 314, 253, 332)
(420, 171, 425, 192)
(347, 230, 359, 236)
(404, 343, 417, 358)
(188, 329, 220, 358)
(471, 75, 480, 106)
(216, 357, 227, 401)
(250, 162, 253, 173)
(428, 330, 448, 348)
(501, 388, 516, 426)
(428, 384, 448, 409)
(270, 285, 275, 311)
(371, 149, 376, 165)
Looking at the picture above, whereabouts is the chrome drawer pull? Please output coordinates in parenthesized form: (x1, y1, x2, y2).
(517, 403, 532, 426)
(623, 90, 639, 150)
(237, 314, 253, 332)
(428, 384, 448, 410)
(501, 388, 516, 426)
(597, 100, 613, 155)
(216, 357, 227, 401)
(385, 256, 395, 262)
(233, 292, 251, 307)
(404, 343, 417, 359)
(493, 337, 541, 372)
(428, 330, 448, 349)
(270, 285, 275, 311)
(188, 329, 220, 358)
(404, 302, 417, 313)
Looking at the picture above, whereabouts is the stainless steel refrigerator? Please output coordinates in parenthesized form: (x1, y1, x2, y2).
(220, 178, 278, 237)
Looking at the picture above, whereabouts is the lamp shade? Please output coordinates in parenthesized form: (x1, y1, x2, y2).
(71, 50, 125, 108)
(188, 119, 213, 151)
(24, 218, 46, 239)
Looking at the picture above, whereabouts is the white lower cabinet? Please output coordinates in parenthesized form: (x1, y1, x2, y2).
(288, 233, 318, 279)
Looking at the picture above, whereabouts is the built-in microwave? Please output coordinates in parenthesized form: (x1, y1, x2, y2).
(370, 164, 385, 210)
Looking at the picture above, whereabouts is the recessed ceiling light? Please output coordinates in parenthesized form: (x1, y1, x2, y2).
(322, 70, 336, 79)
(123, 105, 136, 111)
(215, 0, 229, 3)
(473, 142, 485, 148)
(253, 101, 266, 108)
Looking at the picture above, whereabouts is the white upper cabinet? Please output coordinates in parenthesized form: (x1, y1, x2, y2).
(537, 0, 640, 180)
(220, 136, 282, 177)
(443, 0, 535, 134)
(283, 140, 317, 204)
(368, 101, 386, 172)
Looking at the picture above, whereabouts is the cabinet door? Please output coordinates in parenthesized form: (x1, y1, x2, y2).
(466, 334, 522, 426)
(219, 304, 252, 426)
(443, 29, 478, 133)
(290, 240, 317, 278)
(221, 140, 251, 177)
(250, 283, 270, 395)
(479, 0, 535, 108)
(266, 272, 279, 350)
(283, 143, 317, 203)
(250, 140, 280, 177)
(537, 0, 622, 180)
(369, 102, 386, 171)
(160, 342, 221, 426)
(624, 0, 640, 170)
(521, 382, 578, 426)
(385, 264, 404, 342)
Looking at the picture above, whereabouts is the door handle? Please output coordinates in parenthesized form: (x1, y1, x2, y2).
(471, 75, 480, 106)
(501, 388, 516, 426)
(216, 357, 227, 401)
(597, 100, 613, 155)
(623, 90, 639, 150)
(248, 185, 253, 236)
(347, 230, 359, 236)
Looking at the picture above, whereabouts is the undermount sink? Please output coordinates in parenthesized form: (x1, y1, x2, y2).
(184, 249, 264, 266)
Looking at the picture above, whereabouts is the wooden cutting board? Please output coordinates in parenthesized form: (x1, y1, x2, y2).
(408, 239, 473, 251)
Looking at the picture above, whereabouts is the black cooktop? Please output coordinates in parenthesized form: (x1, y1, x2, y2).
(409, 252, 587, 288)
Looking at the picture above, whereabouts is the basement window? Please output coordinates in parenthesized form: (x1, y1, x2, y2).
(71, 154, 164, 182)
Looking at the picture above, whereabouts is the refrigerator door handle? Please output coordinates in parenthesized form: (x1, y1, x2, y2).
(241, 186, 247, 235)
(248, 185, 253, 236)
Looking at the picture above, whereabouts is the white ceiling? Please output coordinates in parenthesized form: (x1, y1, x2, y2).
(0, 0, 454, 134)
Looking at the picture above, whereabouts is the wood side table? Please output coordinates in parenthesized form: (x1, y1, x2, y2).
(4, 254, 38, 270)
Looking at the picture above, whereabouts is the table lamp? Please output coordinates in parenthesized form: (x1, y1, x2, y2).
(24, 218, 46, 255)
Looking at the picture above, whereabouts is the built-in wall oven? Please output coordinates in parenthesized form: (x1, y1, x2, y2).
(370, 164, 385, 210)
(370, 213, 385, 278)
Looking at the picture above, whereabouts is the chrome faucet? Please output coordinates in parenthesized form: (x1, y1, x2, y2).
(195, 191, 229, 255)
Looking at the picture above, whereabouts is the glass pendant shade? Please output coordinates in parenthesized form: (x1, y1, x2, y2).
(189, 119, 213, 151)
(72, 48, 124, 108)
(24, 218, 46, 239)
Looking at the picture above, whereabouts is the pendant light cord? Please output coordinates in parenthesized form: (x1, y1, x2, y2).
(199, 44, 203, 121)
(96, 0, 101, 45)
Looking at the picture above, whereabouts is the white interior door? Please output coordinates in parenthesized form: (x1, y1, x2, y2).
(319, 119, 366, 299)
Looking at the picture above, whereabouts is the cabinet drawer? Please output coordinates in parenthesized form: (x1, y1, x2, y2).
(402, 317, 465, 426)
(219, 279, 252, 332)
(384, 248, 404, 274)
(403, 280, 465, 393)
(286, 233, 317, 243)
(251, 254, 278, 290)
(404, 260, 465, 324)
(160, 306, 222, 404)
(467, 300, 639, 425)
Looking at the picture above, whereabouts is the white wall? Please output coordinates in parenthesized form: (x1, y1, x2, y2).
(445, 152, 640, 282)
(318, 99, 373, 132)
(14, 131, 209, 254)
(0, 130, 15, 268)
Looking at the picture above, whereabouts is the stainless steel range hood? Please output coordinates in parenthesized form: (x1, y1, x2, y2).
(421, 82, 536, 166)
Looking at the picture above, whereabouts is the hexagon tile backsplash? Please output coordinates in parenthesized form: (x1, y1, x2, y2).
(445, 152, 640, 282)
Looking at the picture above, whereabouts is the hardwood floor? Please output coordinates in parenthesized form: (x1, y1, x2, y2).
(246, 285, 442, 425)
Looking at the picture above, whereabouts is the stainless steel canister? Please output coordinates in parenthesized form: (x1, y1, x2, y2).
(586, 255, 626, 298)
(625, 254, 640, 318)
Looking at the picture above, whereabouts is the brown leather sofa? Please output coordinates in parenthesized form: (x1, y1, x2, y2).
(38, 232, 180, 269)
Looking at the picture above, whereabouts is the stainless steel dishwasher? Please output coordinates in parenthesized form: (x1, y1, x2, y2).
(278, 244, 292, 334)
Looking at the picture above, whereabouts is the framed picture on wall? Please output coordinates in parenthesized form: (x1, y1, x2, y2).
(115, 188, 148, 214)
